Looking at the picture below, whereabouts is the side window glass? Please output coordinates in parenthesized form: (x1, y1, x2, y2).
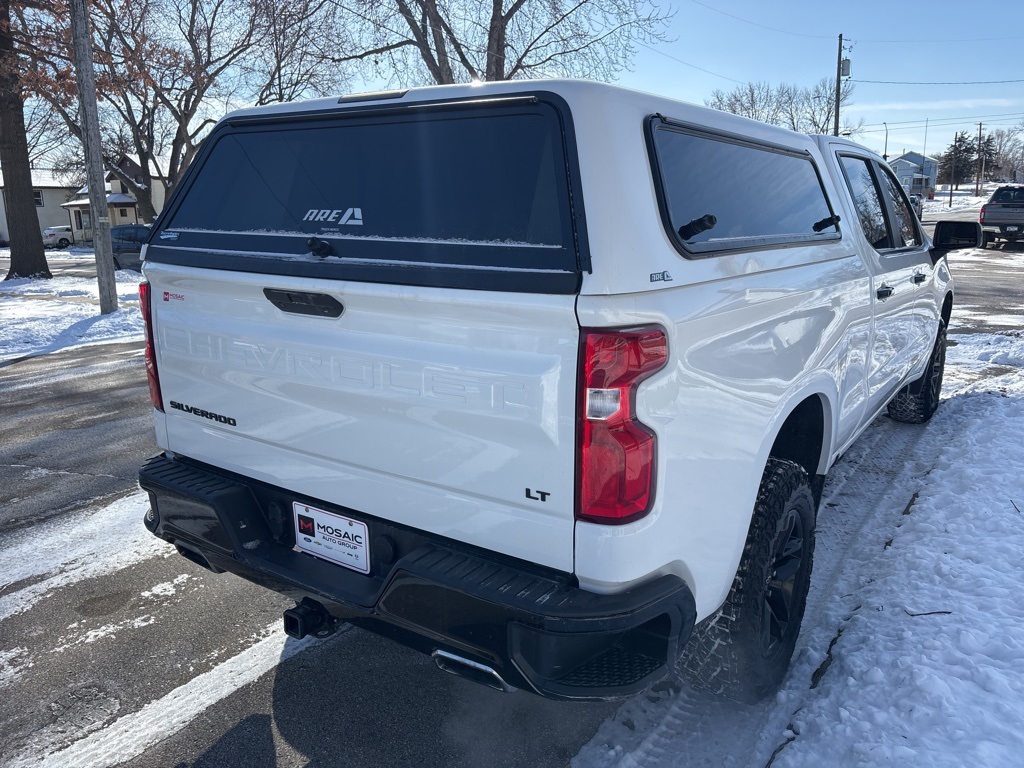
(876, 166, 921, 248)
(839, 155, 891, 250)
(651, 126, 839, 255)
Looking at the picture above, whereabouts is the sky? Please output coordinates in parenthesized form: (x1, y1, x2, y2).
(614, 0, 1024, 161)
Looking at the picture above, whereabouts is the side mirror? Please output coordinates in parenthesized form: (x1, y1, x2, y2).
(932, 220, 982, 251)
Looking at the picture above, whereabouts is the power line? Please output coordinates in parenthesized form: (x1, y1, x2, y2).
(861, 112, 1024, 129)
(849, 35, 1024, 44)
(853, 78, 1024, 86)
(684, 0, 1023, 45)
(858, 118, 1023, 136)
(638, 43, 745, 84)
(685, 0, 832, 39)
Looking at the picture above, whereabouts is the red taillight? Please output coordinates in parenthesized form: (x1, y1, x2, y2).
(577, 326, 668, 525)
(139, 281, 164, 411)
(980, 205, 986, 224)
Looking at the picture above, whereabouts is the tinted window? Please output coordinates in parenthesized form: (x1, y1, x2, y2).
(839, 156, 891, 250)
(651, 125, 839, 255)
(166, 107, 570, 253)
(876, 166, 921, 248)
(991, 187, 1024, 204)
(148, 101, 582, 293)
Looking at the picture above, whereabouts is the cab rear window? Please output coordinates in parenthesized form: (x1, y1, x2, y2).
(149, 98, 583, 293)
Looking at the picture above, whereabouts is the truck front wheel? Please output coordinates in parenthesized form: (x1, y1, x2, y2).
(677, 458, 816, 703)
(887, 320, 946, 424)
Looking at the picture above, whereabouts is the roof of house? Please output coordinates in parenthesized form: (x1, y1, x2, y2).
(61, 192, 139, 208)
(0, 168, 78, 188)
(891, 152, 938, 164)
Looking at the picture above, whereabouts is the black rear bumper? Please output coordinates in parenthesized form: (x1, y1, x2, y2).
(139, 453, 696, 701)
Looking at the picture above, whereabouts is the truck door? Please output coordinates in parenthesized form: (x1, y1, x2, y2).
(834, 153, 931, 414)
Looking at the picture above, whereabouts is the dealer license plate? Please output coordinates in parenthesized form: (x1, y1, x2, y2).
(293, 502, 370, 574)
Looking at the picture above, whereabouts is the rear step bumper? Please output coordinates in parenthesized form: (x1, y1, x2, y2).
(139, 453, 696, 701)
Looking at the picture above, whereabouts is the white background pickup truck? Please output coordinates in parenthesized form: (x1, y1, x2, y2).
(138, 80, 979, 703)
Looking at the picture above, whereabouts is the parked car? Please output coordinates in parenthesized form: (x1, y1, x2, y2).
(980, 185, 1024, 247)
(137, 80, 980, 704)
(42, 225, 73, 249)
(908, 193, 924, 219)
(110, 224, 151, 270)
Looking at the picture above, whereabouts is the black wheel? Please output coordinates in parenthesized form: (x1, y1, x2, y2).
(112, 257, 121, 270)
(678, 458, 816, 703)
(887, 321, 946, 424)
(57, 238, 71, 248)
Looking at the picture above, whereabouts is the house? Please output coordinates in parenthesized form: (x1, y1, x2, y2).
(61, 180, 144, 242)
(0, 168, 78, 243)
(889, 152, 939, 199)
(61, 154, 170, 242)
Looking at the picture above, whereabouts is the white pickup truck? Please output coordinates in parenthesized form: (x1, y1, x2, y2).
(138, 80, 980, 703)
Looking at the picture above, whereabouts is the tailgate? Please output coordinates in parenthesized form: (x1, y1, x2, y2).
(143, 94, 585, 571)
(147, 266, 580, 571)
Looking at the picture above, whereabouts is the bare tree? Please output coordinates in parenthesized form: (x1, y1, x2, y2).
(1, 0, 49, 279)
(24, 96, 74, 163)
(706, 82, 789, 127)
(339, 0, 671, 85)
(989, 127, 1022, 181)
(247, 0, 352, 105)
(706, 77, 861, 137)
(18, 0, 355, 226)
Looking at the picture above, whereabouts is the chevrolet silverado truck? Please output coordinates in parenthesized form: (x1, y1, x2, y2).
(980, 184, 1024, 247)
(138, 80, 980, 703)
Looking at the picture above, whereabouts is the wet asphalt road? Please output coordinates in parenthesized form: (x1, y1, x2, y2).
(0, 265, 617, 767)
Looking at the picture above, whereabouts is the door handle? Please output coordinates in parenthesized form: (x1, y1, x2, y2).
(912, 272, 927, 284)
(876, 285, 894, 300)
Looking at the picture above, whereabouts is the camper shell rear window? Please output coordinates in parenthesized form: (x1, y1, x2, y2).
(146, 95, 585, 294)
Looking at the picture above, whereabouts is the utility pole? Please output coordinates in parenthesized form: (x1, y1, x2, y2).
(69, 0, 116, 314)
(833, 34, 843, 137)
(975, 122, 983, 197)
(922, 117, 929, 197)
(949, 151, 955, 208)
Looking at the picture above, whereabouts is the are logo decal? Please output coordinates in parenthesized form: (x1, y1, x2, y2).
(303, 208, 363, 226)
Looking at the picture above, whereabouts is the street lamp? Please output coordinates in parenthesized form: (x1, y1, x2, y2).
(883, 122, 889, 161)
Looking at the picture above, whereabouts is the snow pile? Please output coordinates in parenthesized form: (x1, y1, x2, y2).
(0, 271, 144, 362)
(775, 335, 1024, 766)
(923, 193, 987, 214)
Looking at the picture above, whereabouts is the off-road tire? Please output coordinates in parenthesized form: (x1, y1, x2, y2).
(677, 458, 816, 704)
(57, 238, 71, 248)
(887, 321, 946, 424)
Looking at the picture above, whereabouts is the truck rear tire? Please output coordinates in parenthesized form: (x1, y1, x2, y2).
(677, 458, 816, 703)
(887, 321, 946, 424)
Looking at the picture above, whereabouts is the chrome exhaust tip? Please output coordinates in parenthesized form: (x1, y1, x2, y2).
(432, 650, 517, 693)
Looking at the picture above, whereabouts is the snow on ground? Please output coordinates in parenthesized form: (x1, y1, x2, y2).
(3, 243, 1024, 765)
(0, 253, 144, 362)
(922, 183, 1001, 216)
(771, 335, 1024, 766)
(923, 192, 987, 215)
